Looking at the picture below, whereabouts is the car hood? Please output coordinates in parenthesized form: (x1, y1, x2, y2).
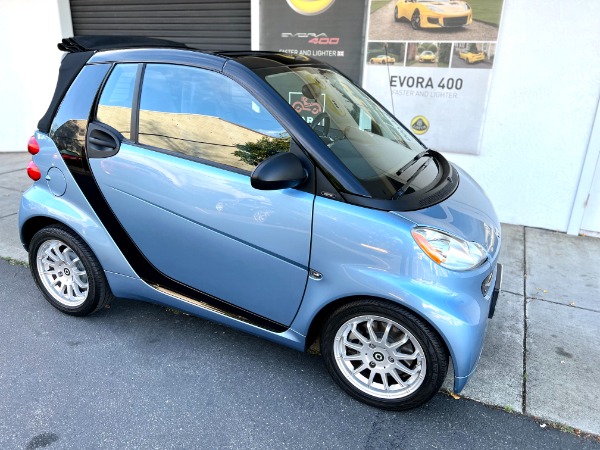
(393, 166, 501, 261)
(421, 1, 469, 13)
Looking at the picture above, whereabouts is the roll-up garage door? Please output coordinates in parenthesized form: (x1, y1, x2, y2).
(70, 0, 251, 51)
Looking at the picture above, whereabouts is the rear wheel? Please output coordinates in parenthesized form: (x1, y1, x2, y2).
(29, 225, 113, 316)
(321, 300, 448, 410)
(394, 6, 400, 22)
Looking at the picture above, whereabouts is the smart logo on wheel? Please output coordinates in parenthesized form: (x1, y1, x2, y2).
(286, 0, 336, 15)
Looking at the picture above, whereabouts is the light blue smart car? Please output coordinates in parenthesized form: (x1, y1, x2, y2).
(20, 37, 502, 410)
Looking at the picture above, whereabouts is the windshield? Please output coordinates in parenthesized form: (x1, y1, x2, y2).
(255, 66, 440, 199)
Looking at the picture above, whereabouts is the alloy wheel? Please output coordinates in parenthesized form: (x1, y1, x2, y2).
(36, 239, 89, 307)
(333, 315, 426, 399)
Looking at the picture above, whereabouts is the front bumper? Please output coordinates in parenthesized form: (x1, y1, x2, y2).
(423, 13, 472, 28)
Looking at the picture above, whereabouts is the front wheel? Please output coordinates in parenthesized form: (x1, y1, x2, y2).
(411, 10, 421, 30)
(320, 300, 448, 410)
(394, 6, 400, 22)
(29, 225, 113, 316)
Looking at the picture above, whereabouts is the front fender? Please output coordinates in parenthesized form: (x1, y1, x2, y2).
(291, 197, 497, 391)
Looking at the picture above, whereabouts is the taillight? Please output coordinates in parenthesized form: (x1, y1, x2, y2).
(27, 161, 41, 181)
(27, 136, 40, 155)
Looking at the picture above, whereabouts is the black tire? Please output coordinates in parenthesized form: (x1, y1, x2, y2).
(411, 10, 421, 30)
(320, 299, 448, 410)
(394, 6, 400, 22)
(29, 224, 113, 316)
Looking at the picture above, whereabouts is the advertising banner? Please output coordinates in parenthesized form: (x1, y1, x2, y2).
(364, 0, 505, 154)
(256, 0, 368, 84)
(254, 0, 505, 155)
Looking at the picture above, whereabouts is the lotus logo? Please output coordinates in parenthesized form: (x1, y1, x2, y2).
(286, 0, 336, 15)
(410, 115, 430, 135)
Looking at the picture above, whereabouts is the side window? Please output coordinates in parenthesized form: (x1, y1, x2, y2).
(96, 64, 137, 140)
(138, 64, 290, 172)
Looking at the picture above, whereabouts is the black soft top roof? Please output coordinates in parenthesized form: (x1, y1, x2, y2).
(58, 35, 190, 53)
(38, 36, 191, 132)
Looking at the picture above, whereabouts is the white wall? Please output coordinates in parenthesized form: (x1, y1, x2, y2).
(0, 0, 71, 152)
(446, 0, 600, 232)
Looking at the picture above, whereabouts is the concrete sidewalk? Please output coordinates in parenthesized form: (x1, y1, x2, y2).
(1, 152, 599, 436)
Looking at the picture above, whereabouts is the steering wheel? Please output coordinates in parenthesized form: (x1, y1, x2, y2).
(311, 112, 331, 137)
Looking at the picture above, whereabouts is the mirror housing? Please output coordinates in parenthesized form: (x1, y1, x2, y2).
(251, 152, 307, 190)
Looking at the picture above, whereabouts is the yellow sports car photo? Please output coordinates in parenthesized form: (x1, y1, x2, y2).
(394, 0, 473, 30)
(458, 50, 485, 64)
(369, 55, 396, 64)
(418, 50, 436, 63)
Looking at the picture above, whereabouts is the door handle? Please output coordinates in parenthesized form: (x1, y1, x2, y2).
(87, 124, 121, 158)
(89, 130, 117, 151)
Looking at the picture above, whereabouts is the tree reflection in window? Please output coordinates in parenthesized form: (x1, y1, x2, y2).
(138, 64, 290, 172)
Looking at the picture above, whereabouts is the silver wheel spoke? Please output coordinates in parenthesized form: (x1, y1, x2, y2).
(54, 246, 66, 262)
(366, 318, 378, 343)
(388, 334, 409, 350)
(343, 338, 363, 352)
(395, 350, 419, 361)
(352, 363, 368, 375)
(381, 373, 389, 391)
(367, 370, 376, 386)
(381, 323, 392, 345)
(73, 282, 84, 297)
(342, 354, 363, 361)
(351, 323, 368, 345)
(395, 362, 419, 376)
(389, 369, 406, 387)
(45, 248, 60, 263)
(62, 248, 73, 263)
(73, 276, 87, 289)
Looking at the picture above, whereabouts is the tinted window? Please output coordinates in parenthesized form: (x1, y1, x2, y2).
(138, 64, 289, 172)
(50, 64, 111, 166)
(96, 64, 137, 139)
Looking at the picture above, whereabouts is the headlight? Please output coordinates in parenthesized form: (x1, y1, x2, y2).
(411, 227, 487, 271)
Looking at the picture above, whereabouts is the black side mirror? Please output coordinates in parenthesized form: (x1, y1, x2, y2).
(251, 152, 307, 190)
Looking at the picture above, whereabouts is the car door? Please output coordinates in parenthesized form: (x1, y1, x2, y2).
(87, 62, 314, 326)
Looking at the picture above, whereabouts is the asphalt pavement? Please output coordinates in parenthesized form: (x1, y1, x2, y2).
(1, 260, 599, 450)
(1, 151, 599, 448)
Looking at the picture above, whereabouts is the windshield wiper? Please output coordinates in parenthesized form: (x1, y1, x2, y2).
(393, 153, 434, 199)
(395, 149, 432, 177)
